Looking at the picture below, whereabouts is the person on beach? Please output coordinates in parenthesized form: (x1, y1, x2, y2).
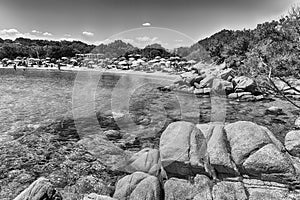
(13, 63, 17, 71)
(57, 62, 61, 71)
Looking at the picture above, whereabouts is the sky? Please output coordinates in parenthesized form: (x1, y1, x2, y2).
(0, 0, 298, 49)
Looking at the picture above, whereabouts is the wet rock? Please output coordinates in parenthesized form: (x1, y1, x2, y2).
(227, 92, 252, 99)
(113, 172, 161, 200)
(212, 181, 247, 200)
(255, 95, 265, 101)
(240, 94, 255, 101)
(295, 117, 300, 129)
(14, 177, 62, 200)
(159, 121, 208, 177)
(232, 76, 257, 93)
(285, 130, 300, 157)
(198, 74, 216, 88)
(218, 68, 234, 80)
(211, 79, 233, 94)
(194, 88, 211, 95)
(83, 193, 116, 200)
(224, 121, 272, 165)
(164, 175, 213, 200)
(104, 130, 122, 140)
(117, 133, 141, 149)
(265, 106, 284, 115)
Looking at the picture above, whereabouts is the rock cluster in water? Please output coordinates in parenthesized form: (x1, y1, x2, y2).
(164, 62, 300, 102)
(12, 120, 300, 200)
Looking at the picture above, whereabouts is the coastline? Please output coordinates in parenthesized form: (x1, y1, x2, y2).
(0, 65, 180, 80)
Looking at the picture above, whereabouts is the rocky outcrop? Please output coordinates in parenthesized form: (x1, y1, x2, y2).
(113, 172, 161, 200)
(165, 63, 264, 101)
(232, 76, 257, 94)
(159, 121, 209, 177)
(14, 120, 300, 199)
(13, 177, 62, 200)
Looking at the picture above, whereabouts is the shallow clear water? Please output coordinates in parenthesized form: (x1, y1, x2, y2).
(1, 68, 299, 143)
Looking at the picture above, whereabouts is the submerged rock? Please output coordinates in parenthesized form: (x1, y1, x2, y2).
(265, 106, 284, 115)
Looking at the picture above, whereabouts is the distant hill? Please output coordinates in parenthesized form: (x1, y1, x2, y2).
(0, 37, 95, 59)
(91, 40, 137, 58)
(123, 43, 176, 59)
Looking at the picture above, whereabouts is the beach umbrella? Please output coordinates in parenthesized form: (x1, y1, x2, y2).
(88, 61, 94, 64)
(2, 58, 8, 61)
(131, 61, 139, 67)
(129, 57, 135, 61)
(187, 60, 197, 64)
(118, 60, 127, 65)
(155, 56, 161, 59)
(179, 61, 186, 65)
(61, 57, 68, 60)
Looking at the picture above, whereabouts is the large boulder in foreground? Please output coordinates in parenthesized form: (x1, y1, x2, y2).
(206, 124, 238, 175)
(242, 144, 295, 182)
(212, 181, 247, 200)
(232, 76, 257, 93)
(113, 172, 161, 200)
(224, 121, 273, 166)
(285, 130, 300, 157)
(14, 177, 62, 200)
(159, 121, 209, 177)
(224, 121, 297, 183)
(164, 175, 213, 200)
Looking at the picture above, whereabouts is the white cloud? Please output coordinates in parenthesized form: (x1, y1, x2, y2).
(82, 31, 94, 37)
(43, 32, 53, 36)
(122, 38, 134, 44)
(0, 28, 20, 36)
(31, 30, 42, 34)
(142, 22, 151, 26)
(136, 36, 158, 43)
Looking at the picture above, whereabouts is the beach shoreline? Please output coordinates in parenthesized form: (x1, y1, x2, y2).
(0, 65, 180, 80)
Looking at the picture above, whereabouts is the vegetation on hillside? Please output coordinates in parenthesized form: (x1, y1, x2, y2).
(179, 5, 300, 79)
(0, 38, 95, 59)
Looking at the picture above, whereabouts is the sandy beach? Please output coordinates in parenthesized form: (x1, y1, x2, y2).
(0, 64, 180, 80)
